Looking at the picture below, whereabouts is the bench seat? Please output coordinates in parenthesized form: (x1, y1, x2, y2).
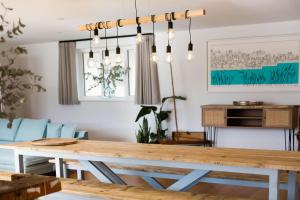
(59, 178, 250, 200)
(0, 172, 250, 200)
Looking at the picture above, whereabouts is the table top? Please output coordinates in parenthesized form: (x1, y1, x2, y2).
(1, 140, 300, 171)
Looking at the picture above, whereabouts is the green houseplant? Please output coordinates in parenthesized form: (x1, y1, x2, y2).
(0, 2, 45, 127)
(85, 63, 129, 97)
(136, 117, 150, 143)
(135, 96, 187, 143)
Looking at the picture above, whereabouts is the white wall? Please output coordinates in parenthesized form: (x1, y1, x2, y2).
(22, 20, 300, 150)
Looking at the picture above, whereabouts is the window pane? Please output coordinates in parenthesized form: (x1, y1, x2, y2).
(82, 46, 136, 99)
(83, 52, 103, 96)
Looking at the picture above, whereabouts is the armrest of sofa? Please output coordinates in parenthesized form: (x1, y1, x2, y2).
(75, 131, 88, 140)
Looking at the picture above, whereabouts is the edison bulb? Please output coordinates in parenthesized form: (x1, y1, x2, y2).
(93, 36, 101, 45)
(168, 29, 175, 40)
(136, 33, 143, 43)
(88, 58, 96, 68)
(151, 52, 158, 63)
(166, 53, 172, 64)
(116, 54, 122, 64)
(104, 56, 111, 66)
(187, 50, 194, 61)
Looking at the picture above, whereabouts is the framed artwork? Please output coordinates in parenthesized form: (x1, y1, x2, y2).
(207, 34, 300, 92)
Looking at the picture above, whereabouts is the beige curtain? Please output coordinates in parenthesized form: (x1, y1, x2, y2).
(135, 35, 161, 105)
(59, 42, 80, 105)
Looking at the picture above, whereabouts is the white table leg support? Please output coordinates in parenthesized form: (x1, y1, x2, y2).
(288, 171, 298, 200)
(14, 152, 24, 173)
(55, 157, 64, 178)
(167, 170, 209, 191)
(269, 170, 279, 200)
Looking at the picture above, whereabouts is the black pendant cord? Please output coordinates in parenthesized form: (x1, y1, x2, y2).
(116, 23, 119, 46)
(89, 30, 92, 51)
(134, 0, 138, 19)
(105, 28, 108, 50)
(188, 17, 192, 43)
(152, 21, 155, 45)
(152, 16, 156, 46)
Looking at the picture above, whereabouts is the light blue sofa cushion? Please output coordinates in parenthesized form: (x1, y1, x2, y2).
(0, 118, 22, 141)
(15, 119, 48, 142)
(60, 124, 76, 138)
(47, 123, 63, 138)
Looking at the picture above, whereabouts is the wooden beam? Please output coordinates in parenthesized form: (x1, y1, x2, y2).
(79, 9, 205, 31)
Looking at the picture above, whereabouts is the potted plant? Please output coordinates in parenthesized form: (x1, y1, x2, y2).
(0, 2, 45, 127)
(135, 96, 186, 143)
(136, 117, 150, 143)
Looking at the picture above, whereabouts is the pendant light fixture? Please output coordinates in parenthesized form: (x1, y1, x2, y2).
(151, 15, 157, 63)
(88, 30, 96, 68)
(135, 0, 143, 44)
(103, 27, 111, 66)
(186, 10, 194, 61)
(115, 19, 122, 64)
(166, 43, 172, 63)
(166, 34, 172, 64)
(93, 28, 100, 45)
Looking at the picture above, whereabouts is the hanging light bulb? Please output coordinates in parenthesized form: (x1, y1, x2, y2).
(136, 24, 143, 44)
(166, 44, 172, 63)
(88, 50, 96, 68)
(167, 21, 175, 40)
(151, 45, 158, 63)
(134, 0, 143, 44)
(115, 20, 122, 64)
(104, 49, 111, 66)
(103, 27, 111, 66)
(88, 30, 97, 68)
(187, 42, 194, 61)
(116, 46, 122, 64)
(186, 10, 194, 61)
(93, 29, 100, 45)
(151, 15, 158, 63)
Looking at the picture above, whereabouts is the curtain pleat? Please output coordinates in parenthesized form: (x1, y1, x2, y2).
(58, 42, 80, 105)
(135, 35, 161, 105)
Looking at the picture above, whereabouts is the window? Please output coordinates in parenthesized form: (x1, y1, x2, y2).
(77, 42, 136, 101)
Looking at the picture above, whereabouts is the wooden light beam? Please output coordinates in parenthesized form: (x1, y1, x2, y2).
(79, 8, 205, 31)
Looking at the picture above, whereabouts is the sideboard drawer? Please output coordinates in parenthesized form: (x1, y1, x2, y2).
(202, 108, 226, 127)
(264, 108, 293, 128)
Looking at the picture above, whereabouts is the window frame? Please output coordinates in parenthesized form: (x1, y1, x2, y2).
(76, 40, 136, 102)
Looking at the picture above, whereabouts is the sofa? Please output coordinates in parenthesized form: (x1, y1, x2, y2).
(0, 118, 88, 174)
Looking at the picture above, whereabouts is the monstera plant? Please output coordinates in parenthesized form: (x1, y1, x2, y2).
(0, 2, 45, 127)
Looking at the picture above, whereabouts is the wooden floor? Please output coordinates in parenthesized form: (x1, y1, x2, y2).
(72, 171, 288, 200)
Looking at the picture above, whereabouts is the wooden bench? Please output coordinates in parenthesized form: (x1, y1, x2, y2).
(0, 172, 249, 200)
(57, 178, 250, 200)
(49, 159, 300, 190)
(0, 172, 61, 200)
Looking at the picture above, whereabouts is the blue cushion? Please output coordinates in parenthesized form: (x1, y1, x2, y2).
(0, 119, 22, 141)
(47, 123, 63, 138)
(60, 124, 76, 138)
(15, 119, 48, 141)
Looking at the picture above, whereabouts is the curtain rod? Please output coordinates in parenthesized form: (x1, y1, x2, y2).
(59, 33, 153, 43)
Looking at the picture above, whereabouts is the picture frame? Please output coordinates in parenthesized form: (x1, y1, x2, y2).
(207, 34, 300, 92)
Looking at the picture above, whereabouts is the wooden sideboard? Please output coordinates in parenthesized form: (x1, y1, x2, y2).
(201, 105, 300, 151)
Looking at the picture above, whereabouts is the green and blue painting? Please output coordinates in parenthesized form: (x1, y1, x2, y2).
(209, 49, 300, 86)
(211, 62, 299, 85)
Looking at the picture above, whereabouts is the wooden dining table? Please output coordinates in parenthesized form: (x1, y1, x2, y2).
(0, 140, 299, 200)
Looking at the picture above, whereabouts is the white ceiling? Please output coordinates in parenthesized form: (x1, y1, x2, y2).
(2, 0, 300, 44)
